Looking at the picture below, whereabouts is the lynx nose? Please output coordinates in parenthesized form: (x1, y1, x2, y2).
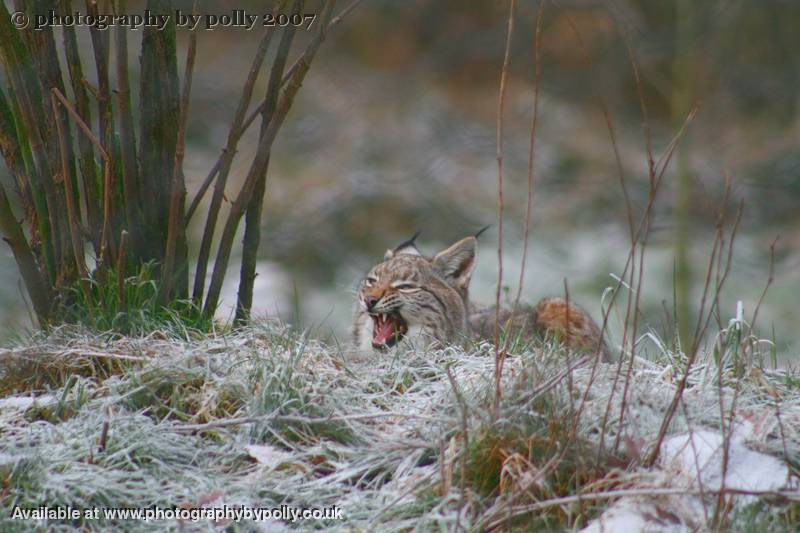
(364, 295, 379, 311)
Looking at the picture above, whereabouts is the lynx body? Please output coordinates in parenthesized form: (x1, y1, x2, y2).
(352, 235, 608, 357)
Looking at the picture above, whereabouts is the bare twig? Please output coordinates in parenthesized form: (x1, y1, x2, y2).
(99, 160, 112, 263)
(576, 105, 698, 461)
(86, 0, 117, 260)
(116, 230, 128, 309)
(61, 3, 100, 250)
(500, 0, 546, 362)
(714, 339, 744, 527)
(114, 0, 142, 258)
(554, 8, 667, 462)
(236, 0, 304, 323)
(52, 86, 116, 265)
(50, 92, 89, 296)
(445, 366, 469, 532)
(202, 0, 339, 318)
(646, 192, 744, 467)
(191, 0, 288, 304)
(493, 0, 516, 416)
(185, 0, 363, 222)
(159, 0, 198, 305)
(50, 88, 109, 161)
(98, 406, 111, 453)
(748, 236, 778, 338)
(609, 34, 666, 450)
(0, 182, 51, 323)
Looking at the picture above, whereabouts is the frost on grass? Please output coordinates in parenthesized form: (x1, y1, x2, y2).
(0, 322, 798, 531)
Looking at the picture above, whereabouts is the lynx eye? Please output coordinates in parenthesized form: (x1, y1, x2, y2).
(364, 276, 378, 287)
(393, 282, 418, 291)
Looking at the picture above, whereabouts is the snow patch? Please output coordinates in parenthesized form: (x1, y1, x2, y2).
(0, 395, 56, 411)
(583, 420, 796, 533)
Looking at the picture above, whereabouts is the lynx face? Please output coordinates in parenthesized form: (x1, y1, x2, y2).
(352, 237, 476, 351)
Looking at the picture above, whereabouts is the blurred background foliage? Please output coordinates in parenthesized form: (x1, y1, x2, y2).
(1, 0, 798, 357)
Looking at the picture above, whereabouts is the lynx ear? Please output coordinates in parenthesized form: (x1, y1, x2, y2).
(385, 230, 423, 260)
(432, 237, 477, 289)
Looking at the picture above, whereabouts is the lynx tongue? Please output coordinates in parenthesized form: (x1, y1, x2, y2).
(371, 313, 406, 348)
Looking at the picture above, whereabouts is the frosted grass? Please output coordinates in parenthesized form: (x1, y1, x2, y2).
(0, 322, 797, 531)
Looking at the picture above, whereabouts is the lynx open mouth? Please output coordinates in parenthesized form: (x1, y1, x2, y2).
(370, 312, 409, 349)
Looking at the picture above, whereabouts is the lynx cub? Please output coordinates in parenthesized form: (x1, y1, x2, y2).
(352, 234, 608, 357)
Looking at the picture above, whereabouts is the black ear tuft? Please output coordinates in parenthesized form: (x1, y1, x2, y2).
(432, 237, 477, 289)
(384, 230, 423, 259)
(474, 225, 491, 239)
(396, 229, 421, 251)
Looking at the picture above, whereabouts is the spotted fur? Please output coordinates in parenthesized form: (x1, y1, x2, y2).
(468, 297, 607, 355)
(352, 236, 608, 358)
